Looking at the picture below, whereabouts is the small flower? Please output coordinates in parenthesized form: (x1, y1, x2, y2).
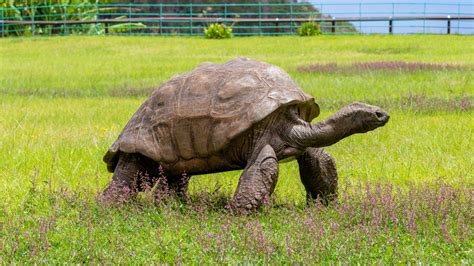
(122, 186, 131, 194)
(331, 221, 340, 231)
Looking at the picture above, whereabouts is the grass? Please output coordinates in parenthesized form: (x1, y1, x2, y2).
(1, 35, 472, 102)
(0, 35, 473, 263)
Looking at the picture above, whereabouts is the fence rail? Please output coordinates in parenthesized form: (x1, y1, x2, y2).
(1, 2, 473, 37)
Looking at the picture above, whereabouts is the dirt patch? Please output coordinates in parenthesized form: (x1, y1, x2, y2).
(297, 61, 467, 73)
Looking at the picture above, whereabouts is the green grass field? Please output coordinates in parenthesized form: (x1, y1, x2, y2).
(1, 35, 473, 263)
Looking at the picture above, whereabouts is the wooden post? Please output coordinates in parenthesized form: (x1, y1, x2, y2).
(105, 22, 109, 34)
(389, 16, 393, 34)
(331, 17, 336, 33)
(275, 18, 279, 34)
(447, 15, 451, 34)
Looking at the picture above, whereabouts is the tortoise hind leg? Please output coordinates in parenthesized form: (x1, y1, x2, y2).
(297, 148, 338, 205)
(100, 153, 158, 203)
(231, 145, 279, 210)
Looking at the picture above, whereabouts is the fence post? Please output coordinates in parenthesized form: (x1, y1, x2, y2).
(224, 3, 227, 21)
(289, 2, 293, 33)
(31, 6, 35, 36)
(391, 2, 395, 35)
(389, 16, 393, 34)
(63, 4, 67, 35)
(447, 15, 451, 34)
(1, 8, 4, 37)
(189, 3, 193, 36)
(275, 18, 279, 34)
(127, 3, 131, 35)
(159, 3, 163, 35)
(258, 2, 262, 35)
(103, 2, 108, 35)
(332, 17, 336, 33)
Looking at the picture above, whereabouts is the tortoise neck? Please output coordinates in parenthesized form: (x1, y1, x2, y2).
(289, 109, 355, 148)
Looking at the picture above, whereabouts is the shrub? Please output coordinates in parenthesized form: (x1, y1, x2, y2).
(109, 23, 147, 34)
(204, 23, 232, 39)
(297, 22, 321, 36)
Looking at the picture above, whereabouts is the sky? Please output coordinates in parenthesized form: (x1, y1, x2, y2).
(307, 0, 473, 34)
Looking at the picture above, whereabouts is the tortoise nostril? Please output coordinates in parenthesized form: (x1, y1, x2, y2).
(375, 111, 385, 119)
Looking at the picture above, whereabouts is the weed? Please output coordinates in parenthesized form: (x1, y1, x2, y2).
(204, 24, 232, 39)
(297, 22, 321, 36)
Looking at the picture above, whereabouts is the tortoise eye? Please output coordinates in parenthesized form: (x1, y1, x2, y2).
(293, 107, 300, 117)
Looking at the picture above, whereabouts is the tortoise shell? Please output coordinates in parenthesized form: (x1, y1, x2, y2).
(104, 58, 319, 172)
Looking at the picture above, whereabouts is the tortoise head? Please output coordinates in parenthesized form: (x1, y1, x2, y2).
(339, 102, 390, 134)
(287, 102, 390, 149)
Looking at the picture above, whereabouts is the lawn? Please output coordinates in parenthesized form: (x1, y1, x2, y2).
(0, 35, 473, 263)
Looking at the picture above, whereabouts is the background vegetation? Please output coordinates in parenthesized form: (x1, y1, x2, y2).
(297, 21, 321, 36)
(204, 23, 232, 38)
(0, 35, 472, 263)
(0, 0, 356, 37)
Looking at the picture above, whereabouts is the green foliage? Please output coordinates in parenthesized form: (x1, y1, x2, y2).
(109, 23, 146, 33)
(297, 22, 321, 36)
(0, 1, 357, 37)
(204, 23, 232, 39)
(0, 0, 114, 36)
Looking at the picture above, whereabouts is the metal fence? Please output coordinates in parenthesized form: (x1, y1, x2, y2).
(1, 2, 473, 37)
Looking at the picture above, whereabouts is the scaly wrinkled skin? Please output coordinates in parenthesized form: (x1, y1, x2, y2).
(297, 148, 338, 205)
(99, 59, 390, 210)
(100, 102, 389, 209)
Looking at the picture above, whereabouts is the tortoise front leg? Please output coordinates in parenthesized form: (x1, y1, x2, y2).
(100, 153, 158, 203)
(297, 148, 338, 205)
(231, 145, 279, 210)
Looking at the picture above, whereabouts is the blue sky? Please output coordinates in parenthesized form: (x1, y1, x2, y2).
(307, 1, 473, 34)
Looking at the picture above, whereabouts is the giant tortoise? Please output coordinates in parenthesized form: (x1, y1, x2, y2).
(101, 58, 389, 209)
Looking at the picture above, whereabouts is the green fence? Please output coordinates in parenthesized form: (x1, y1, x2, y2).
(1, 2, 473, 37)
